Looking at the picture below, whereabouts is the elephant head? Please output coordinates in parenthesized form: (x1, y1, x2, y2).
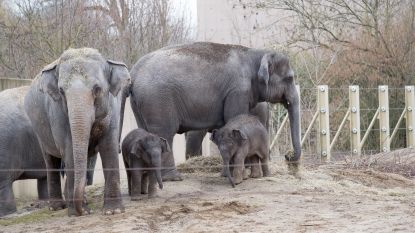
(39, 48, 130, 215)
(130, 135, 170, 189)
(257, 53, 301, 162)
(211, 129, 247, 187)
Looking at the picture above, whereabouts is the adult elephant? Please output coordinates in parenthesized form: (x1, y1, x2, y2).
(185, 102, 269, 159)
(25, 48, 130, 216)
(128, 42, 301, 181)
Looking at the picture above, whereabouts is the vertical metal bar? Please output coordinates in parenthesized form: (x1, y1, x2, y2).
(405, 86, 415, 147)
(378, 86, 390, 152)
(349, 86, 361, 156)
(317, 85, 330, 161)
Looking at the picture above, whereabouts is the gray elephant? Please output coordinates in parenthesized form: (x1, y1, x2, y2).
(121, 128, 169, 200)
(24, 48, 130, 216)
(0, 86, 98, 217)
(0, 86, 47, 217)
(127, 42, 301, 181)
(210, 114, 270, 187)
(185, 102, 269, 159)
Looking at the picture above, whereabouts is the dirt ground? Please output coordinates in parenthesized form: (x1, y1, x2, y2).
(1, 158, 414, 233)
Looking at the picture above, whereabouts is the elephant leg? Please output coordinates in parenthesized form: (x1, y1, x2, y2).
(99, 136, 124, 215)
(250, 156, 262, 178)
(0, 181, 16, 217)
(37, 177, 48, 200)
(130, 169, 143, 201)
(141, 172, 149, 194)
(260, 149, 270, 177)
(44, 154, 66, 211)
(185, 130, 207, 159)
(232, 153, 245, 185)
(125, 164, 132, 196)
(148, 171, 158, 198)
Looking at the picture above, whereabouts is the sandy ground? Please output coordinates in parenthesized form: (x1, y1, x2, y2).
(1, 160, 415, 233)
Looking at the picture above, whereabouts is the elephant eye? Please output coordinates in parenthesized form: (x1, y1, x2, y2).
(59, 87, 65, 96)
(93, 85, 102, 97)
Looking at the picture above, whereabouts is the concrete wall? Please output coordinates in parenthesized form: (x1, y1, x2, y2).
(0, 78, 32, 92)
(197, 0, 289, 48)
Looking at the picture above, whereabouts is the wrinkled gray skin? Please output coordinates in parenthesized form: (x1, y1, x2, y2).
(210, 115, 270, 187)
(121, 128, 170, 200)
(0, 87, 47, 217)
(0, 86, 97, 217)
(127, 42, 301, 181)
(185, 102, 269, 158)
(24, 48, 130, 216)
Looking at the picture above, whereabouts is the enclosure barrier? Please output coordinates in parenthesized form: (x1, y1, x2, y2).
(270, 85, 415, 161)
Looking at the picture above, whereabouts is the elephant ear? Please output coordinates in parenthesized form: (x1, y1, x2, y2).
(107, 60, 131, 97)
(39, 60, 60, 101)
(130, 141, 141, 158)
(231, 129, 247, 145)
(210, 129, 218, 143)
(258, 53, 272, 86)
(160, 137, 171, 153)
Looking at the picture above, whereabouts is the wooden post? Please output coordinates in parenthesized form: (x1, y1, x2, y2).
(317, 85, 330, 161)
(405, 86, 415, 147)
(378, 86, 390, 152)
(349, 86, 361, 156)
(296, 84, 301, 145)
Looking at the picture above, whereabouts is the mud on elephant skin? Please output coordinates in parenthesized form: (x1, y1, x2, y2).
(24, 48, 131, 216)
(127, 42, 301, 182)
(122, 128, 170, 200)
(210, 114, 270, 187)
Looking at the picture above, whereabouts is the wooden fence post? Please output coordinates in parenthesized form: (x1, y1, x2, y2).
(405, 86, 415, 147)
(378, 86, 390, 152)
(317, 85, 330, 161)
(349, 86, 361, 156)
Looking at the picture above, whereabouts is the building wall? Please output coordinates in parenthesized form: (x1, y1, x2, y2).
(197, 0, 288, 48)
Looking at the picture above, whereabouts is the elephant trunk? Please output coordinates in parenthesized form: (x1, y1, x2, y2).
(67, 93, 94, 216)
(118, 84, 130, 152)
(152, 152, 163, 189)
(224, 157, 235, 188)
(286, 87, 301, 162)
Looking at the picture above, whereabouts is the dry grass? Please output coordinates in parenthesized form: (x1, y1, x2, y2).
(177, 156, 223, 174)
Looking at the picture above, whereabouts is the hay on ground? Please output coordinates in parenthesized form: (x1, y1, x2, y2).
(178, 156, 223, 173)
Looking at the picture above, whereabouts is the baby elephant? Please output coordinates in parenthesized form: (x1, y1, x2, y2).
(210, 115, 270, 187)
(122, 128, 170, 199)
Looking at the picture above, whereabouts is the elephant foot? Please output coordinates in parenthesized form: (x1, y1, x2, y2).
(250, 168, 262, 178)
(49, 200, 67, 211)
(103, 208, 124, 215)
(131, 195, 142, 201)
(234, 176, 243, 185)
(162, 169, 183, 182)
(243, 168, 250, 180)
(68, 206, 92, 216)
(103, 200, 125, 215)
(30, 200, 48, 209)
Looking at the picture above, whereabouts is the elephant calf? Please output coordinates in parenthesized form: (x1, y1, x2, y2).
(122, 129, 169, 199)
(210, 115, 270, 187)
